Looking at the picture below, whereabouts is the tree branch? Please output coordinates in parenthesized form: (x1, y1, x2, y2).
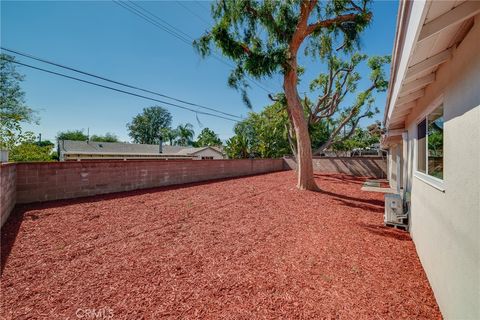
(306, 11, 371, 35)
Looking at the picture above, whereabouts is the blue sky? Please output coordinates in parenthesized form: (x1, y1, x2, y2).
(1, 1, 398, 143)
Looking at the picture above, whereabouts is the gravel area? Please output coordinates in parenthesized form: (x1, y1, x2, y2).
(1, 171, 440, 319)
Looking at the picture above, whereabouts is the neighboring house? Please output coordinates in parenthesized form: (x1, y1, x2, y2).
(58, 140, 225, 161)
(382, 1, 479, 319)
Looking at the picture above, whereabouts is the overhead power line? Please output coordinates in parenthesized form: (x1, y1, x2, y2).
(113, 0, 192, 45)
(175, 1, 211, 28)
(3, 57, 239, 123)
(1, 47, 243, 120)
(113, 0, 275, 94)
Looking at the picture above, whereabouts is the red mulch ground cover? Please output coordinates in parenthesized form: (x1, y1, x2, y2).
(1, 171, 441, 319)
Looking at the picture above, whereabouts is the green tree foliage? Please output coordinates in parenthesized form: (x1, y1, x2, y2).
(195, 0, 374, 190)
(175, 123, 195, 146)
(233, 102, 290, 158)
(127, 106, 172, 144)
(331, 124, 381, 153)
(10, 143, 55, 162)
(428, 122, 443, 157)
(196, 128, 222, 147)
(56, 130, 88, 141)
(36, 140, 55, 147)
(0, 54, 39, 150)
(226, 101, 332, 159)
(9, 134, 55, 162)
(90, 133, 119, 143)
(160, 127, 178, 145)
(225, 135, 250, 159)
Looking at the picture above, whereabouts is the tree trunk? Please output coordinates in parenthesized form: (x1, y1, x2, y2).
(284, 69, 319, 191)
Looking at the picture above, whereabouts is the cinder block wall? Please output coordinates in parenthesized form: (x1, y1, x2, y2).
(283, 156, 387, 178)
(0, 163, 16, 227)
(14, 159, 285, 204)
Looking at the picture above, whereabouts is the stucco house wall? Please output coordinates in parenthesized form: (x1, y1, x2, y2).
(192, 147, 224, 160)
(397, 14, 480, 319)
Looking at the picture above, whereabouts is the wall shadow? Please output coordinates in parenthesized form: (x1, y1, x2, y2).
(1, 207, 26, 275)
(11, 170, 288, 212)
(312, 186, 385, 214)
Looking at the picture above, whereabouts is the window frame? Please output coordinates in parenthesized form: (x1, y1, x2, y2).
(413, 96, 445, 192)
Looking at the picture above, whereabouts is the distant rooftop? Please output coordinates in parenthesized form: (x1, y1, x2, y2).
(58, 140, 223, 157)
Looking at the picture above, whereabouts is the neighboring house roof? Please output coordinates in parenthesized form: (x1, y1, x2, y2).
(175, 146, 223, 156)
(383, 0, 478, 143)
(58, 140, 224, 157)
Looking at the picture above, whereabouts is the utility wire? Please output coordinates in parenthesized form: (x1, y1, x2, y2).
(113, 1, 192, 45)
(4, 58, 239, 123)
(175, 1, 211, 28)
(1, 47, 243, 120)
(193, 1, 211, 15)
(114, 0, 275, 94)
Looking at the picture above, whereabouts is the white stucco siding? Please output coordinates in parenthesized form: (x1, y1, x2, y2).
(192, 148, 224, 160)
(387, 143, 404, 191)
(404, 15, 480, 319)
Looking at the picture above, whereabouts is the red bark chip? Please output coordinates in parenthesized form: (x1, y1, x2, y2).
(1, 171, 441, 319)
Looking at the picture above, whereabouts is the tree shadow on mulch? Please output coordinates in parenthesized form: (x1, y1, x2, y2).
(315, 189, 385, 213)
(359, 222, 411, 241)
(1, 207, 26, 275)
(314, 173, 367, 184)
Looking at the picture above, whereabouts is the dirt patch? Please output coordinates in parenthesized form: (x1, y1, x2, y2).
(1, 171, 440, 319)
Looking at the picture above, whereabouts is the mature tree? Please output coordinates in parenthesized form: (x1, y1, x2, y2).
(175, 123, 195, 146)
(225, 135, 250, 159)
(307, 54, 389, 154)
(196, 0, 373, 190)
(90, 133, 119, 142)
(127, 106, 172, 144)
(0, 54, 38, 150)
(233, 102, 291, 158)
(196, 128, 222, 147)
(227, 100, 332, 159)
(57, 130, 88, 141)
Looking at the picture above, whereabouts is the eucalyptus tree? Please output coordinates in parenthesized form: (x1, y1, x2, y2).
(195, 0, 373, 190)
(307, 53, 390, 154)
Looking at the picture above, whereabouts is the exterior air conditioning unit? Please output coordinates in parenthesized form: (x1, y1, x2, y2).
(384, 193, 408, 229)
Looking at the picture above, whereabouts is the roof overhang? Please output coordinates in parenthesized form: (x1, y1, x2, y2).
(383, 0, 479, 142)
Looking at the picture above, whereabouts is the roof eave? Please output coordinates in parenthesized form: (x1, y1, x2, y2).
(384, 0, 430, 130)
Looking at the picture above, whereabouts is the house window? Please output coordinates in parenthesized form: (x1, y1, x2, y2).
(417, 104, 444, 179)
(201, 156, 214, 160)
